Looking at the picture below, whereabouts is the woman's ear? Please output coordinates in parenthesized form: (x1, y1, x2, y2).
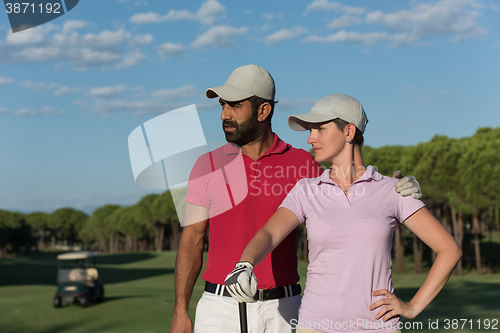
(345, 123, 356, 141)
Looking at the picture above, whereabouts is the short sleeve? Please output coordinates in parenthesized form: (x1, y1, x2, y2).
(395, 193, 426, 224)
(279, 180, 307, 224)
(185, 155, 211, 209)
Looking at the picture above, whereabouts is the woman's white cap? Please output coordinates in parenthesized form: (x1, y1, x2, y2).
(288, 94, 368, 133)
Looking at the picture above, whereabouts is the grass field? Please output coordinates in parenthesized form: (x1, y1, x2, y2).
(0, 251, 499, 333)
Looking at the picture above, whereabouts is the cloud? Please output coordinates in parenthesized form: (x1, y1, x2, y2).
(83, 84, 202, 116)
(365, 0, 487, 44)
(264, 27, 307, 44)
(130, 0, 225, 25)
(262, 13, 284, 20)
(13, 106, 64, 116)
(151, 85, 197, 99)
(328, 14, 363, 29)
(0, 25, 152, 71)
(0, 107, 10, 114)
(305, 0, 365, 15)
(158, 42, 185, 59)
(302, 30, 388, 45)
(89, 85, 127, 99)
(116, 51, 147, 69)
(15, 108, 38, 116)
(0, 75, 14, 85)
(191, 25, 248, 49)
(62, 20, 90, 33)
(21, 80, 59, 91)
(20, 80, 83, 96)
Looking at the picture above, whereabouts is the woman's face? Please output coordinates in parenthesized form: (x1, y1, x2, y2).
(307, 121, 347, 163)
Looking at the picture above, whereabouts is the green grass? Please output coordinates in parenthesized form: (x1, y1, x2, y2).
(1, 252, 499, 333)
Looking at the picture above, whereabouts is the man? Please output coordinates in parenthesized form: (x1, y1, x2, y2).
(170, 65, 421, 333)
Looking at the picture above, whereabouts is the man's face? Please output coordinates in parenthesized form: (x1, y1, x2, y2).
(219, 98, 262, 147)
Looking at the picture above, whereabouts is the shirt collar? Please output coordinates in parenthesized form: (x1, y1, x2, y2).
(222, 133, 289, 158)
(316, 165, 383, 185)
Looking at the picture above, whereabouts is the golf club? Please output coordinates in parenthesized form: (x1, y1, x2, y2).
(238, 302, 248, 333)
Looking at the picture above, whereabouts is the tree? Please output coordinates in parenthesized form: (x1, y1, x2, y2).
(26, 212, 50, 251)
(0, 210, 20, 258)
(50, 208, 88, 250)
(80, 205, 121, 252)
(134, 194, 164, 252)
(152, 191, 180, 250)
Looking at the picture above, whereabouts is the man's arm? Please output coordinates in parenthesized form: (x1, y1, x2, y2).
(170, 203, 209, 333)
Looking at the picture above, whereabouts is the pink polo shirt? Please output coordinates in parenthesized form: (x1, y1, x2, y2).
(280, 166, 425, 333)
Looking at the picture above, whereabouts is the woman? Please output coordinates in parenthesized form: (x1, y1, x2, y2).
(224, 94, 462, 333)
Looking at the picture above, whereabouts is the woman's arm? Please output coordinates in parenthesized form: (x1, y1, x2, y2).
(370, 207, 462, 321)
(224, 207, 301, 302)
(240, 207, 301, 266)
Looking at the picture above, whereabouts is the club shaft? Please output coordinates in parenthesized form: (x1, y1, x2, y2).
(239, 302, 248, 333)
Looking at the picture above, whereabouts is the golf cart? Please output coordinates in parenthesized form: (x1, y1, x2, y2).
(53, 251, 105, 308)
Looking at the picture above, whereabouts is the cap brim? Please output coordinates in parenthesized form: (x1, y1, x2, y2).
(206, 85, 254, 102)
(288, 113, 337, 131)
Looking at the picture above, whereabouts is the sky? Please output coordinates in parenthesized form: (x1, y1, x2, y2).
(0, 0, 499, 215)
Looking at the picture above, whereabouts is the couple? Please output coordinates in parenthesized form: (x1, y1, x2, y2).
(171, 64, 460, 333)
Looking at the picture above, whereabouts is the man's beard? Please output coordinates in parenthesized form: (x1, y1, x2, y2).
(223, 110, 263, 148)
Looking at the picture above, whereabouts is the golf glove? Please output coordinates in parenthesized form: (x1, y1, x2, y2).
(225, 262, 257, 303)
(393, 171, 422, 199)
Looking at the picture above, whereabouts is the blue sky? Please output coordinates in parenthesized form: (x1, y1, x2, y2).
(0, 0, 499, 214)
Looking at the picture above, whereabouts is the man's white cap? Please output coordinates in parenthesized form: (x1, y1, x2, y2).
(288, 94, 368, 133)
(206, 64, 275, 102)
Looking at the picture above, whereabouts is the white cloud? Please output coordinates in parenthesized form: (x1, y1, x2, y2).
(302, 30, 388, 45)
(15, 108, 38, 116)
(305, 0, 365, 15)
(6, 30, 45, 45)
(197, 0, 226, 25)
(14, 106, 64, 116)
(191, 25, 248, 49)
(21, 80, 60, 91)
(261, 24, 273, 32)
(89, 85, 126, 99)
(151, 85, 197, 99)
(262, 13, 284, 21)
(54, 87, 73, 96)
(0, 25, 153, 71)
(264, 27, 307, 44)
(328, 14, 363, 29)
(116, 51, 147, 69)
(365, 0, 487, 44)
(0, 107, 10, 114)
(158, 42, 185, 59)
(0, 75, 14, 85)
(130, 0, 225, 25)
(41, 106, 65, 115)
(62, 20, 90, 33)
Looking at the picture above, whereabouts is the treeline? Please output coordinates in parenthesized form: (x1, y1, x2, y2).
(1, 128, 499, 274)
(0, 191, 181, 258)
(297, 127, 500, 275)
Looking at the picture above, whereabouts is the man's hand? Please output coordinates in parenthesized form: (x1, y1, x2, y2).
(170, 311, 193, 333)
(392, 170, 422, 199)
(224, 262, 257, 303)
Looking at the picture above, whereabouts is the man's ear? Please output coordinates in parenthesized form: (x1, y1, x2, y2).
(257, 102, 272, 122)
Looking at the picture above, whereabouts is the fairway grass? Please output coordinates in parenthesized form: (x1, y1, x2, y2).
(1, 252, 499, 333)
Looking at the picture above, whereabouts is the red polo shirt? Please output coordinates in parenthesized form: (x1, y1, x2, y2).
(186, 134, 321, 289)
